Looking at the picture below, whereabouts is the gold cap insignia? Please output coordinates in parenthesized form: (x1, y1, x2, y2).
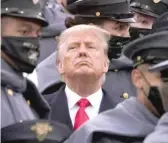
(31, 122, 52, 142)
(122, 93, 129, 99)
(27, 100, 31, 106)
(7, 89, 13, 96)
(153, 0, 160, 3)
(137, 56, 142, 62)
(96, 12, 100, 16)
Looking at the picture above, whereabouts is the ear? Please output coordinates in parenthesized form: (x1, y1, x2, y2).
(131, 69, 144, 89)
(55, 36, 60, 44)
(56, 57, 64, 75)
(103, 59, 109, 73)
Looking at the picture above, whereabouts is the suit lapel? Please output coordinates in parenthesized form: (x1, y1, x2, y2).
(50, 87, 116, 130)
(50, 86, 73, 130)
(99, 90, 116, 113)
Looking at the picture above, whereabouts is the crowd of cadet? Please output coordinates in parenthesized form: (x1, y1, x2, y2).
(1, 0, 168, 143)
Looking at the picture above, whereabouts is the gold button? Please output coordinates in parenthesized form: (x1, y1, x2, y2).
(123, 93, 129, 99)
(114, 69, 118, 72)
(153, 0, 160, 3)
(27, 100, 31, 105)
(7, 89, 13, 96)
(96, 12, 100, 16)
(137, 56, 141, 62)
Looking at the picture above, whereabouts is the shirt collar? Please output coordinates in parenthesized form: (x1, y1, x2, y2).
(65, 85, 103, 109)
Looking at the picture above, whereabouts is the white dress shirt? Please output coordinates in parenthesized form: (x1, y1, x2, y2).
(65, 85, 103, 126)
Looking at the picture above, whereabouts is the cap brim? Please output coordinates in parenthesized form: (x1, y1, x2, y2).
(5, 13, 48, 27)
(148, 60, 168, 72)
(131, 8, 159, 18)
(111, 17, 136, 23)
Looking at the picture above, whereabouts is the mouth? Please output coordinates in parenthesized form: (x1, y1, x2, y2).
(75, 61, 92, 67)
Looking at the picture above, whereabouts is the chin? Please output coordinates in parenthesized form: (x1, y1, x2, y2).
(74, 70, 94, 76)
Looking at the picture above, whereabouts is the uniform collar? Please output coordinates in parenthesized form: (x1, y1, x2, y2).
(1, 58, 27, 92)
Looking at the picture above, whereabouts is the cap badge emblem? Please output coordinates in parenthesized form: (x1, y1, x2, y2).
(31, 122, 52, 141)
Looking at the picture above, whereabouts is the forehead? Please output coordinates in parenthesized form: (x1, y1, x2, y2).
(64, 30, 103, 44)
(5, 16, 42, 29)
(134, 12, 155, 21)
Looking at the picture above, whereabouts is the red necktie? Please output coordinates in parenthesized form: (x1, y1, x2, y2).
(74, 98, 90, 130)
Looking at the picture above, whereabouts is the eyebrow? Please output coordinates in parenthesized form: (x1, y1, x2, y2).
(68, 41, 97, 45)
(17, 22, 41, 32)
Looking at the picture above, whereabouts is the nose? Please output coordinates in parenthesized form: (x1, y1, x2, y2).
(78, 44, 88, 56)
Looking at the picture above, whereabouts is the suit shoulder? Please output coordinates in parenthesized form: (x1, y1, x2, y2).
(44, 93, 56, 106)
(44, 85, 66, 106)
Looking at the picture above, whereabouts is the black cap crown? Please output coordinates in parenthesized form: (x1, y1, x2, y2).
(1, 0, 48, 27)
(67, 0, 135, 23)
(1, 120, 71, 143)
(130, 0, 168, 18)
(151, 12, 168, 33)
(122, 31, 168, 67)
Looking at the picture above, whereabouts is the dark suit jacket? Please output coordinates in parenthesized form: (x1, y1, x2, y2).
(44, 85, 117, 131)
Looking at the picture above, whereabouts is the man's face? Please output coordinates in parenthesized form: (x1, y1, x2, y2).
(57, 31, 108, 80)
(2, 16, 41, 37)
(101, 20, 130, 37)
(132, 64, 164, 94)
(130, 12, 155, 29)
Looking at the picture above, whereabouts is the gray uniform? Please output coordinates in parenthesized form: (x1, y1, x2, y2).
(36, 52, 62, 94)
(144, 112, 168, 143)
(103, 55, 137, 104)
(1, 59, 37, 128)
(1, 58, 50, 128)
(64, 97, 158, 143)
(38, 0, 72, 63)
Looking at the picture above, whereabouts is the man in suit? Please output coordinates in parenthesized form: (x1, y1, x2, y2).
(64, 31, 168, 143)
(37, 0, 137, 106)
(144, 60, 168, 143)
(45, 25, 117, 131)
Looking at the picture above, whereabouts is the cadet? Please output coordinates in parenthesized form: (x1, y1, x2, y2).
(104, 0, 168, 104)
(144, 60, 168, 143)
(64, 31, 168, 143)
(1, 119, 71, 143)
(26, 0, 73, 86)
(1, 0, 50, 128)
(129, 0, 168, 39)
